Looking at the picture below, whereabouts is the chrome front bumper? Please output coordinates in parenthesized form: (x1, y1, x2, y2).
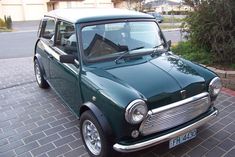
(113, 109, 218, 153)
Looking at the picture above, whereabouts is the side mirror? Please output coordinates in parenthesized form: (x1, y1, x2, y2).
(60, 54, 75, 64)
(167, 40, 172, 48)
(167, 40, 171, 50)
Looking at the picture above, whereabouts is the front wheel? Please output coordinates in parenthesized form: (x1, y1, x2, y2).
(34, 59, 49, 89)
(80, 110, 114, 157)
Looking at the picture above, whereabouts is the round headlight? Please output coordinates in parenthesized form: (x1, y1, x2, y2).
(125, 99, 148, 124)
(209, 77, 222, 97)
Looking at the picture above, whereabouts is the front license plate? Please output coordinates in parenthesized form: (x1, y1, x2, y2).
(169, 129, 197, 149)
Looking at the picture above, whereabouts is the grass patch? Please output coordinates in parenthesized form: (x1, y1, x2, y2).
(159, 25, 180, 30)
(163, 17, 185, 23)
(172, 41, 212, 65)
(0, 27, 12, 32)
(230, 64, 235, 69)
(172, 41, 235, 70)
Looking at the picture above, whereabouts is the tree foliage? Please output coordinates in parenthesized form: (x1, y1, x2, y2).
(0, 18, 6, 28)
(182, 0, 235, 64)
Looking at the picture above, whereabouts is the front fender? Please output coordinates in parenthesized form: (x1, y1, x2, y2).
(80, 71, 143, 141)
(80, 102, 115, 142)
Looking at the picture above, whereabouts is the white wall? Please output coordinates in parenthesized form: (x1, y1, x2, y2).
(0, 0, 113, 21)
(0, 0, 48, 21)
(56, 0, 113, 9)
(24, 4, 46, 20)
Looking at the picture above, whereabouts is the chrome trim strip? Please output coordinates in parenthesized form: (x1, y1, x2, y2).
(113, 109, 218, 153)
(74, 59, 80, 66)
(149, 92, 209, 114)
(41, 41, 60, 61)
(64, 63, 78, 75)
(41, 41, 79, 75)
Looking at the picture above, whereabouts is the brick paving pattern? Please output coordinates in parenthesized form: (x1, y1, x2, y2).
(0, 57, 235, 157)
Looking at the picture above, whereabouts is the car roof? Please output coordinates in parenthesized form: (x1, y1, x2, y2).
(45, 8, 154, 23)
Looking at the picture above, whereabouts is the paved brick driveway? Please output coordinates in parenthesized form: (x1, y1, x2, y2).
(0, 57, 235, 157)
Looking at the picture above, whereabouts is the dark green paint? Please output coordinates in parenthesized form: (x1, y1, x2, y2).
(35, 10, 219, 145)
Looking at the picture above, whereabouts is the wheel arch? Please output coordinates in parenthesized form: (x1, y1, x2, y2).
(80, 102, 115, 142)
(34, 53, 47, 80)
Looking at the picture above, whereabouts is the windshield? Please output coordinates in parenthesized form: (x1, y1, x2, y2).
(81, 21, 165, 61)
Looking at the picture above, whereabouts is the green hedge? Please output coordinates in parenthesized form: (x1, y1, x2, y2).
(172, 41, 212, 65)
(182, 0, 235, 64)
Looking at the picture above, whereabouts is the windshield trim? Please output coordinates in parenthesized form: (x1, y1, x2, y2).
(78, 18, 167, 64)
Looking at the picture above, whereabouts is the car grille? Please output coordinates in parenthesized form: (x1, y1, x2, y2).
(139, 92, 211, 136)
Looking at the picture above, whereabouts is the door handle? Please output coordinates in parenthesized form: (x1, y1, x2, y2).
(48, 54, 53, 59)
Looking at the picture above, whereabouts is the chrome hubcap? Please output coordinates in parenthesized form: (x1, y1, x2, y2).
(82, 120, 101, 155)
(35, 63, 42, 85)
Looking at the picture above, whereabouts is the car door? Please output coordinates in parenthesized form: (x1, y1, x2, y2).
(38, 17, 56, 79)
(49, 20, 82, 114)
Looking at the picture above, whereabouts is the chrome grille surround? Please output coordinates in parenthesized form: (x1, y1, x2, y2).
(139, 92, 211, 136)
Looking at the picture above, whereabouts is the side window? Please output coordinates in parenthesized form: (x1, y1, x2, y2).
(41, 18, 55, 40)
(55, 21, 77, 55)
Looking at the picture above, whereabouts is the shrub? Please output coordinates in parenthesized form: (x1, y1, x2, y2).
(4, 15, 12, 29)
(167, 10, 189, 15)
(182, 0, 235, 64)
(0, 18, 6, 28)
(172, 41, 212, 65)
(162, 11, 189, 15)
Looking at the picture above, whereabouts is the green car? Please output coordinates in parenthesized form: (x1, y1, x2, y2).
(34, 8, 222, 157)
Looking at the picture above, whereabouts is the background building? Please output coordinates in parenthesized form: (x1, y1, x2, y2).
(112, 0, 141, 10)
(144, 0, 192, 13)
(0, 0, 113, 21)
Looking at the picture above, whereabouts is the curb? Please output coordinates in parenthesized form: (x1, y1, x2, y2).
(222, 88, 235, 96)
(200, 64, 235, 91)
(162, 28, 181, 32)
(208, 68, 235, 91)
(0, 30, 37, 34)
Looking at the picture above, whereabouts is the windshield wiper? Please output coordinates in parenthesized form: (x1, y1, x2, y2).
(114, 46, 144, 64)
(153, 42, 165, 49)
(151, 43, 166, 57)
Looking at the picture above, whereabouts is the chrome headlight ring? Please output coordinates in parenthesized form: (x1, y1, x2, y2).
(209, 77, 222, 97)
(125, 99, 148, 124)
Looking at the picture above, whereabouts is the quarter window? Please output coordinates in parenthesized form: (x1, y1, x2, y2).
(55, 21, 77, 55)
(41, 18, 55, 40)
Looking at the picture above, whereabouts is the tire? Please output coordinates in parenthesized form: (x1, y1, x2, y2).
(80, 110, 114, 157)
(34, 59, 49, 89)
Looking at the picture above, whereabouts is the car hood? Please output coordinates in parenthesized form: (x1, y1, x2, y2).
(86, 55, 206, 108)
